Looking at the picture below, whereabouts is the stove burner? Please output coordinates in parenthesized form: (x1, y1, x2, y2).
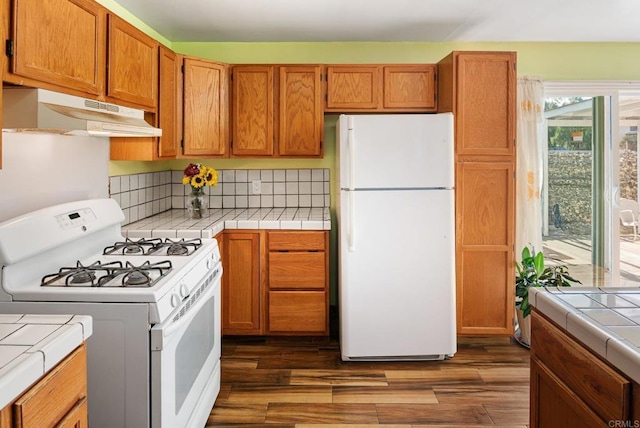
(167, 244, 189, 256)
(124, 270, 150, 286)
(69, 270, 96, 284)
(124, 244, 143, 254)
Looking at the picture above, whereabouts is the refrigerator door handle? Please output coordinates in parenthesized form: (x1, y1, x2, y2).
(348, 190, 355, 252)
(347, 117, 355, 191)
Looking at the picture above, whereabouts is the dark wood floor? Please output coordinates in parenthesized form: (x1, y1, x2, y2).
(207, 335, 530, 427)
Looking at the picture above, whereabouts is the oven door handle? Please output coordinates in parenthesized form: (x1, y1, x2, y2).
(152, 280, 216, 349)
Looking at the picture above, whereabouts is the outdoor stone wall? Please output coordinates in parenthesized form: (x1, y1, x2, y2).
(620, 149, 638, 200)
(547, 151, 592, 236)
(547, 149, 638, 237)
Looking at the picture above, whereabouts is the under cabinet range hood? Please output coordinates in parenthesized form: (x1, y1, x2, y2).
(2, 87, 162, 137)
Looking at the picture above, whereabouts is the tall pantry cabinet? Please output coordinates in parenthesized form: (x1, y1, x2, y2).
(437, 51, 517, 336)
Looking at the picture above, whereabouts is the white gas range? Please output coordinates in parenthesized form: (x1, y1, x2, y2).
(0, 199, 222, 428)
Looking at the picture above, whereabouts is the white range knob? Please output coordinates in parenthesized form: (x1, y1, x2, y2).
(170, 294, 180, 308)
(179, 283, 190, 299)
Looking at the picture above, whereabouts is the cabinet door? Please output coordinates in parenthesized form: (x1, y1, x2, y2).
(326, 65, 379, 110)
(531, 312, 630, 422)
(231, 66, 274, 156)
(107, 14, 158, 109)
(13, 345, 87, 428)
(530, 358, 605, 428)
(183, 58, 229, 157)
(157, 46, 180, 158)
(268, 291, 327, 333)
(383, 65, 436, 110)
(456, 161, 515, 335)
(269, 252, 325, 289)
(279, 66, 324, 157)
(222, 232, 262, 334)
(11, 0, 105, 95)
(455, 52, 516, 156)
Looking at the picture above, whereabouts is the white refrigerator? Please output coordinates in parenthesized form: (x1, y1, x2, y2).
(336, 113, 456, 361)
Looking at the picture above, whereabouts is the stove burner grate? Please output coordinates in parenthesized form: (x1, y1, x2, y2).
(42, 261, 124, 287)
(103, 238, 163, 256)
(148, 238, 202, 256)
(41, 260, 172, 288)
(103, 238, 201, 256)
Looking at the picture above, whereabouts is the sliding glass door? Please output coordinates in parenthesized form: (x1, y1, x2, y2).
(542, 83, 640, 287)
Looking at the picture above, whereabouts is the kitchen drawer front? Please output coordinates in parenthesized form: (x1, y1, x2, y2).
(268, 291, 326, 333)
(531, 312, 630, 422)
(268, 231, 325, 251)
(269, 252, 325, 289)
(14, 344, 87, 427)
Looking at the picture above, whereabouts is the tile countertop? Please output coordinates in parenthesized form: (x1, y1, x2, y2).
(0, 314, 92, 409)
(122, 207, 331, 239)
(530, 287, 640, 384)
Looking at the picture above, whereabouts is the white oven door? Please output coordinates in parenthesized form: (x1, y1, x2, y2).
(150, 264, 222, 428)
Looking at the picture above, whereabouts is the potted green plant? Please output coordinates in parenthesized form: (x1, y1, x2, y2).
(515, 246, 581, 346)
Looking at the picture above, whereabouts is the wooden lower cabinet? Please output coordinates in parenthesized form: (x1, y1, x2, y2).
(0, 344, 88, 428)
(267, 230, 329, 335)
(220, 230, 329, 336)
(221, 231, 264, 335)
(530, 311, 633, 427)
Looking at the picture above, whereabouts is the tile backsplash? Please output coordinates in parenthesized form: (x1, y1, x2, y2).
(110, 169, 330, 225)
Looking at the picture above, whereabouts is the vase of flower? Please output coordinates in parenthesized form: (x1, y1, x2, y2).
(188, 187, 208, 219)
(182, 163, 218, 220)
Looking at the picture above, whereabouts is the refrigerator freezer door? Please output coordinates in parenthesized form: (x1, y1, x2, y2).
(337, 114, 454, 190)
(338, 188, 456, 360)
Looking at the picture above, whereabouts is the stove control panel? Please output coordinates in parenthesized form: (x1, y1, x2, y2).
(55, 208, 97, 230)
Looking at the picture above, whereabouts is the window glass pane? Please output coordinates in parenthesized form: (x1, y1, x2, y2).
(543, 96, 601, 285)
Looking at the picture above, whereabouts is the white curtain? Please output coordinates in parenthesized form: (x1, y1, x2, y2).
(516, 77, 545, 256)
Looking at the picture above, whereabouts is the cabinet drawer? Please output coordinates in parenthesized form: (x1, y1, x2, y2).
(531, 312, 630, 422)
(269, 252, 325, 289)
(269, 291, 326, 332)
(14, 344, 87, 427)
(268, 231, 325, 251)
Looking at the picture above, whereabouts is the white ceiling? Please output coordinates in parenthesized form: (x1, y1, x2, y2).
(111, 0, 640, 43)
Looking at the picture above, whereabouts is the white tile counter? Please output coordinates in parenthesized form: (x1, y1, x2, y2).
(122, 207, 331, 239)
(0, 314, 92, 409)
(530, 287, 640, 384)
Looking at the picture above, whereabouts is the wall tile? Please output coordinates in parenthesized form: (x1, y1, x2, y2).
(110, 167, 331, 224)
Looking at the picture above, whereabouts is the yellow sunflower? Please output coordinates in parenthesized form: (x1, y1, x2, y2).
(190, 174, 206, 188)
(204, 167, 218, 187)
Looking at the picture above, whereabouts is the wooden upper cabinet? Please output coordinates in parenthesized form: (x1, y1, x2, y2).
(231, 66, 274, 156)
(438, 51, 516, 157)
(326, 65, 379, 110)
(157, 46, 180, 158)
(182, 57, 229, 156)
(107, 14, 158, 109)
(326, 64, 436, 112)
(8, 0, 106, 95)
(183, 57, 229, 157)
(230, 65, 323, 158)
(382, 65, 436, 110)
(279, 66, 323, 157)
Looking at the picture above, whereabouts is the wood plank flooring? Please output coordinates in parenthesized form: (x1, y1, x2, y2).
(207, 336, 530, 427)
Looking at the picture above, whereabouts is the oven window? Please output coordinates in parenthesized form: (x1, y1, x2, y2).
(175, 295, 216, 413)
